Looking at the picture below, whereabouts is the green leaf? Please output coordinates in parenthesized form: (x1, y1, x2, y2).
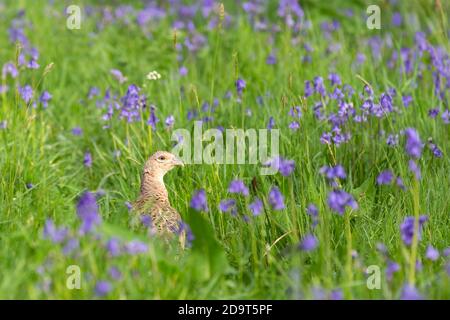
(184, 209, 229, 283)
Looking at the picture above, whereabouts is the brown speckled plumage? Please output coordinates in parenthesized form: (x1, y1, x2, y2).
(132, 151, 185, 245)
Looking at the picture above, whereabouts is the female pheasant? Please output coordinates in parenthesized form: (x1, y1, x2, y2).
(132, 151, 185, 242)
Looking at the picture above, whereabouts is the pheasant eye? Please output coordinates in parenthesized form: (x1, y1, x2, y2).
(158, 156, 166, 161)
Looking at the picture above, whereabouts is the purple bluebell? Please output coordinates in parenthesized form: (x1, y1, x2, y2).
(356, 52, 366, 65)
(266, 53, 276, 65)
(396, 177, 406, 190)
(386, 261, 400, 281)
(400, 284, 423, 300)
(328, 72, 341, 86)
(267, 116, 275, 130)
(268, 186, 285, 210)
(179, 66, 188, 76)
(27, 59, 39, 69)
(386, 134, 399, 147)
(304, 80, 313, 97)
(289, 121, 300, 131)
(2, 62, 18, 78)
(380, 93, 394, 112)
(124, 201, 132, 211)
(428, 108, 439, 118)
(106, 238, 121, 257)
(94, 281, 112, 297)
(428, 143, 442, 158)
(63, 238, 79, 255)
(190, 189, 208, 212)
(19, 85, 33, 103)
(313, 76, 326, 96)
(376, 243, 388, 255)
(43, 219, 68, 243)
(235, 78, 246, 96)
(165, 115, 175, 128)
(76, 192, 101, 234)
(288, 106, 302, 118)
(109, 266, 122, 280)
(219, 199, 237, 215)
(377, 170, 394, 185)
(327, 190, 358, 215)
(443, 247, 450, 257)
(330, 289, 343, 300)
(71, 127, 83, 136)
(311, 287, 326, 300)
(39, 91, 52, 108)
(408, 160, 421, 180)
(442, 109, 449, 124)
(88, 87, 100, 99)
(187, 109, 198, 120)
(249, 198, 263, 216)
(84, 152, 92, 168)
(110, 69, 127, 84)
(147, 105, 159, 130)
(402, 95, 412, 108)
(404, 128, 423, 158)
(125, 240, 148, 255)
(320, 132, 332, 144)
(425, 245, 439, 261)
(140, 214, 152, 228)
(176, 221, 195, 247)
(278, 157, 295, 176)
(400, 215, 427, 246)
(307, 203, 319, 227)
(228, 180, 249, 196)
(320, 164, 346, 181)
(392, 12, 402, 26)
(298, 233, 318, 251)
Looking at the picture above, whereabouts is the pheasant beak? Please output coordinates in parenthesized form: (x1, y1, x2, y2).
(172, 157, 184, 167)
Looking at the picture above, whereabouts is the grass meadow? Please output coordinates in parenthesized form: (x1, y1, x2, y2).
(0, 0, 449, 299)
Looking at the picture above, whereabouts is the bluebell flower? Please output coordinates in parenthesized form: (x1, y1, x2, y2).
(327, 190, 358, 215)
(235, 78, 246, 96)
(249, 198, 263, 216)
(404, 128, 423, 158)
(94, 281, 112, 297)
(425, 245, 439, 261)
(219, 199, 237, 215)
(76, 192, 101, 234)
(298, 234, 318, 251)
(125, 240, 148, 255)
(268, 186, 285, 210)
(377, 170, 394, 185)
(84, 152, 92, 168)
(43, 219, 68, 243)
(400, 215, 427, 246)
(106, 238, 121, 257)
(228, 180, 249, 196)
(190, 189, 208, 212)
(39, 91, 52, 108)
(19, 85, 33, 103)
(400, 284, 423, 300)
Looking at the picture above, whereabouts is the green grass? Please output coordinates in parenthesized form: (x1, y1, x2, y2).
(0, 0, 449, 299)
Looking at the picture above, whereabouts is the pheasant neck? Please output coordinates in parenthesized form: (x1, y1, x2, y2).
(141, 170, 169, 204)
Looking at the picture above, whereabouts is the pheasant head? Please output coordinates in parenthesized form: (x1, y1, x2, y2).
(139, 151, 184, 203)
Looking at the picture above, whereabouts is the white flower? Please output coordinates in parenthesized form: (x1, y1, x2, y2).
(146, 71, 161, 80)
